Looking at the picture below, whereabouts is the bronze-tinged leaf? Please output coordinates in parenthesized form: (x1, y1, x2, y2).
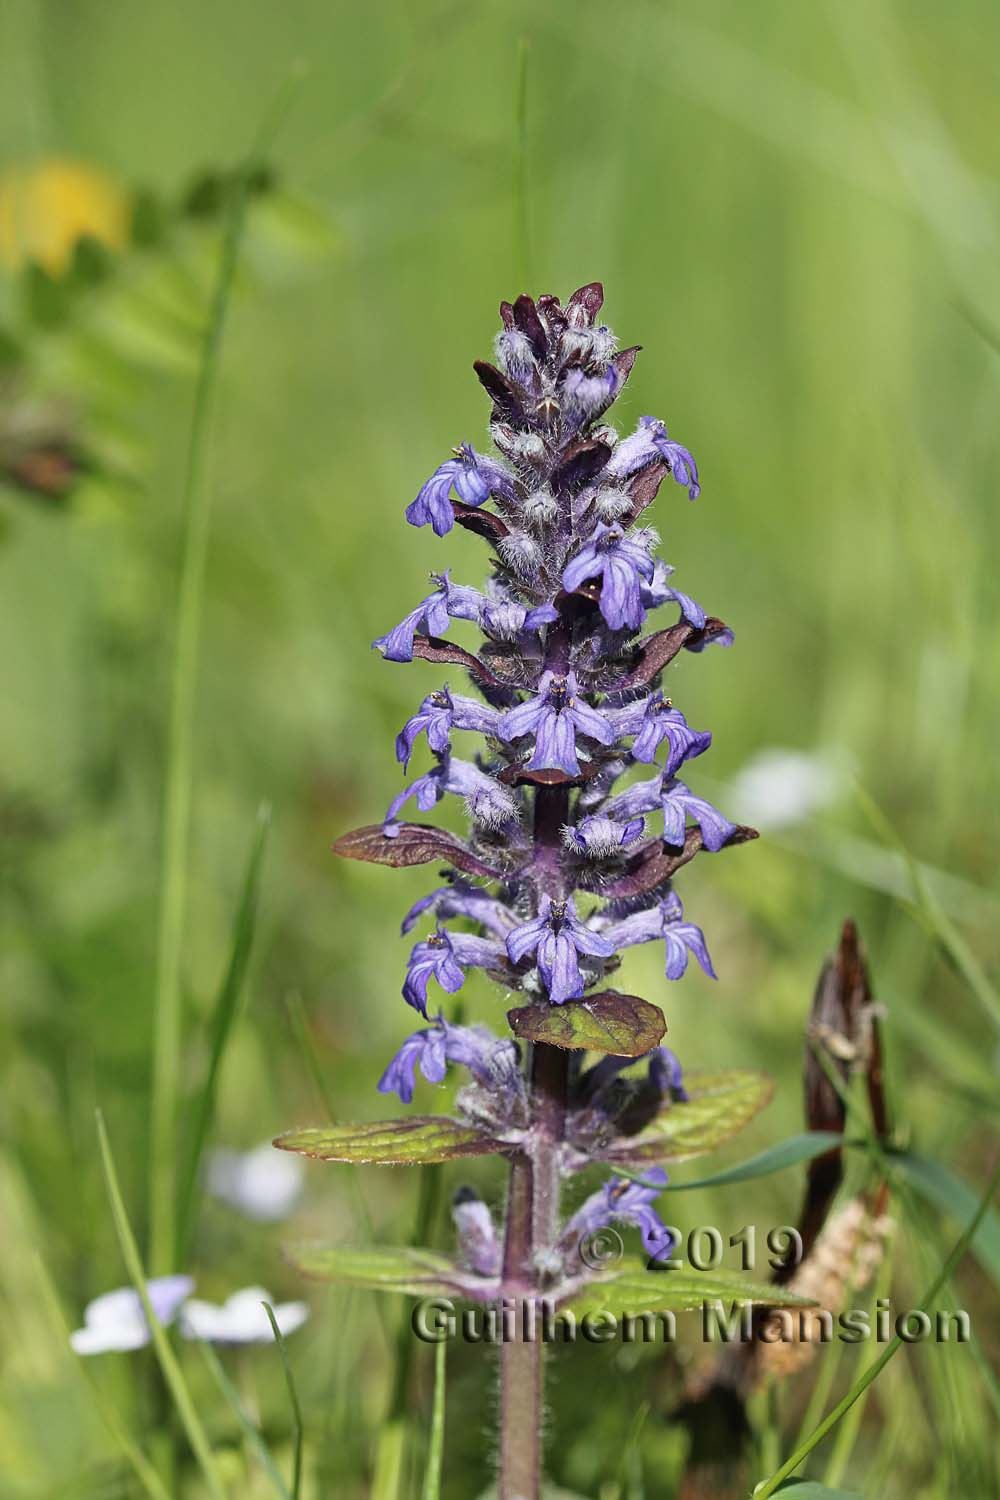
(497, 760, 602, 788)
(411, 634, 508, 690)
(552, 438, 612, 493)
(618, 621, 698, 688)
(332, 823, 506, 880)
(624, 458, 669, 524)
(507, 991, 666, 1057)
(566, 281, 604, 322)
(450, 500, 510, 543)
(473, 360, 524, 422)
(618, 616, 731, 689)
(512, 293, 547, 359)
(598, 1069, 774, 1164)
(613, 345, 641, 384)
(603, 825, 758, 900)
(274, 1116, 512, 1165)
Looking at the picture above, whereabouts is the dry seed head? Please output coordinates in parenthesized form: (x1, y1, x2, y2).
(756, 1197, 894, 1383)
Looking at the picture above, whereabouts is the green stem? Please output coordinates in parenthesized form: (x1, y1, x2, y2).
(148, 77, 298, 1273)
(96, 1111, 228, 1500)
(421, 1338, 447, 1500)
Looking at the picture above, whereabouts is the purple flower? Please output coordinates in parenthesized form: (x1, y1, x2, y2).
(641, 559, 706, 629)
(480, 598, 559, 641)
(383, 755, 519, 836)
(561, 524, 656, 632)
(660, 777, 736, 851)
(405, 445, 516, 536)
(452, 1188, 502, 1277)
(686, 623, 735, 652)
(378, 1014, 522, 1103)
(373, 570, 483, 662)
(396, 687, 502, 770)
(600, 769, 733, 850)
(566, 815, 645, 858)
(506, 894, 614, 1004)
(607, 692, 712, 773)
(598, 892, 716, 981)
(402, 927, 506, 1016)
(562, 367, 621, 432)
(501, 671, 614, 776)
(577, 1044, 687, 1108)
(400, 881, 516, 940)
(607, 415, 700, 500)
(562, 1166, 674, 1261)
(649, 1045, 688, 1102)
(598, 775, 662, 823)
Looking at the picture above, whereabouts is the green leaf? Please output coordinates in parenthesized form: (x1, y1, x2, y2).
(888, 1148, 1000, 1289)
(599, 1070, 774, 1164)
(285, 1244, 465, 1297)
(667, 1131, 845, 1190)
(562, 1259, 815, 1319)
(854, 782, 1000, 1034)
(769, 1484, 863, 1498)
(507, 991, 665, 1056)
(275, 1115, 510, 1166)
(196, 1338, 290, 1499)
(263, 1303, 304, 1500)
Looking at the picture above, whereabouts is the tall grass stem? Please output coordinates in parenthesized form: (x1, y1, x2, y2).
(148, 74, 300, 1273)
(96, 1110, 228, 1500)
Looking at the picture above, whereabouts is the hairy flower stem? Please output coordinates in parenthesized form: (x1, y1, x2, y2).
(498, 784, 571, 1499)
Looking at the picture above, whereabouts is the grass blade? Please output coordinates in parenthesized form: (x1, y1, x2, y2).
(264, 1302, 304, 1500)
(853, 781, 1000, 1035)
(33, 1252, 172, 1500)
(754, 1151, 1000, 1497)
(421, 1337, 447, 1500)
(888, 1148, 1000, 1289)
(177, 802, 271, 1257)
(821, 1221, 897, 1488)
(96, 1110, 227, 1500)
(611, 1133, 844, 1193)
(196, 1339, 290, 1500)
(149, 73, 301, 1274)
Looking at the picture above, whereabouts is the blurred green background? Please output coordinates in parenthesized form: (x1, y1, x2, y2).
(1, 1, 998, 1496)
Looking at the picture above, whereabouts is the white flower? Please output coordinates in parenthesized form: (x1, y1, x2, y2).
(179, 1287, 309, 1345)
(205, 1141, 305, 1222)
(729, 748, 844, 832)
(70, 1275, 194, 1356)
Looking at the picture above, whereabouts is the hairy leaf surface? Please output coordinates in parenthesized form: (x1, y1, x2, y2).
(599, 1069, 774, 1164)
(561, 1259, 815, 1318)
(274, 1116, 511, 1165)
(333, 823, 505, 879)
(508, 992, 666, 1057)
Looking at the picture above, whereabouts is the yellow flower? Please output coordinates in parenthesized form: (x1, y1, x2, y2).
(0, 159, 130, 276)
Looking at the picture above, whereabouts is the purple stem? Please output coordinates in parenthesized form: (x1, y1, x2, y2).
(498, 781, 571, 1500)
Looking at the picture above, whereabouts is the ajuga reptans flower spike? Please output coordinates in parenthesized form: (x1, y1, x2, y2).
(278, 284, 767, 1500)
